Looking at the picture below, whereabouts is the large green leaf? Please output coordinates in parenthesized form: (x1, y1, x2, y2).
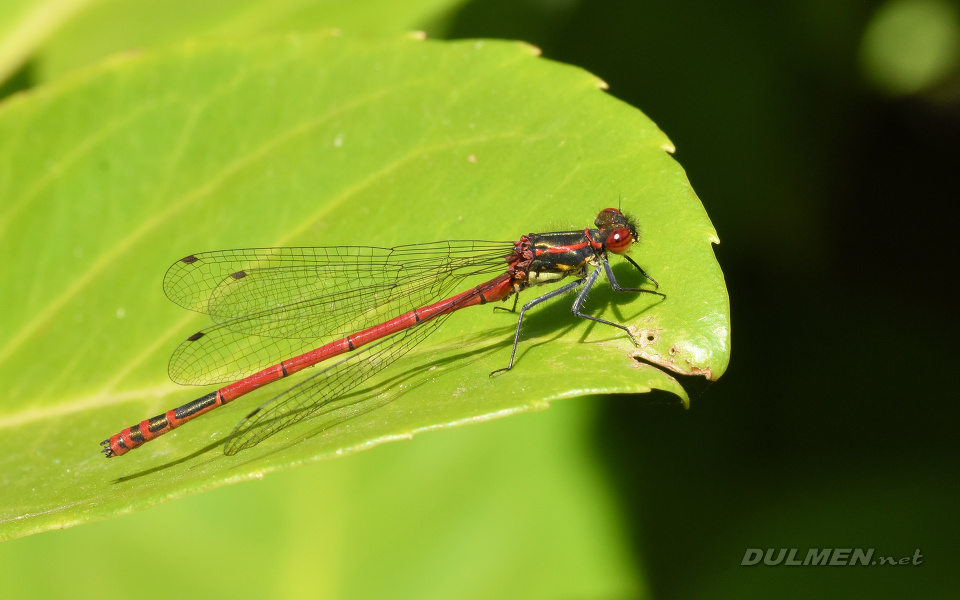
(0, 401, 646, 599)
(0, 32, 728, 539)
(0, 0, 469, 84)
(0, 0, 87, 83)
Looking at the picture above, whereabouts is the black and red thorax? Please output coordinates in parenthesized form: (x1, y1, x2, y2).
(505, 208, 638, 293)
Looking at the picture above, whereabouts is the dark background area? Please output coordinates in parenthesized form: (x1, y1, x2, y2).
(447, 1, 959, 597)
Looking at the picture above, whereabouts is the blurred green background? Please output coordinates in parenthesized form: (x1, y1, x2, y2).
(1, 0, 957, 597)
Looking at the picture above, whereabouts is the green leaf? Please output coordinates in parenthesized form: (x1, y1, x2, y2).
(0, 32, 728, 539)
(0, 0, 89, 83)
(0, 401, 647, 599)
(0, 0, 470, 84)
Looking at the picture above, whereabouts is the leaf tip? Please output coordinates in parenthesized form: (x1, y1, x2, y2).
(661, 141, 676, 153)
(518, 42, 542, 56)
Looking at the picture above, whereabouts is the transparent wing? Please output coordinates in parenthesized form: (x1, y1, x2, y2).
(163, 242, 513, 325)
(223, 313, 451, 455)
(165, 241, 514, 385)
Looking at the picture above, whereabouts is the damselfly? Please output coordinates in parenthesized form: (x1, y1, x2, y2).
(101, 208, 664, 457)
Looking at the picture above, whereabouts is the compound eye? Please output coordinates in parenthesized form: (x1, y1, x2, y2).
(595, 208, 623, 229)
(605, 227, 633, 253)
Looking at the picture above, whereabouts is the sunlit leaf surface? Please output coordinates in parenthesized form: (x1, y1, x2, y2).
(0, 32, 728, 539)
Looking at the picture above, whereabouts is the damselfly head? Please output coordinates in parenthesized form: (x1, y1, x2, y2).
(595, 208, 639, 254)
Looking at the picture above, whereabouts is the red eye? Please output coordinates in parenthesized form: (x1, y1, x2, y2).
(605, 227, 633, 253)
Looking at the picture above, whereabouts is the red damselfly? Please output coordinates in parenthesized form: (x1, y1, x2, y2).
(101, 208, 664, 458)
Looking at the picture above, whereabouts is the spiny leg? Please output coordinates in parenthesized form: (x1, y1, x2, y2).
(493, 294, 520, 314)
(570, 266, 641, 345)
(489, 279, 584, 376)
(603, 255, 665, 297)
